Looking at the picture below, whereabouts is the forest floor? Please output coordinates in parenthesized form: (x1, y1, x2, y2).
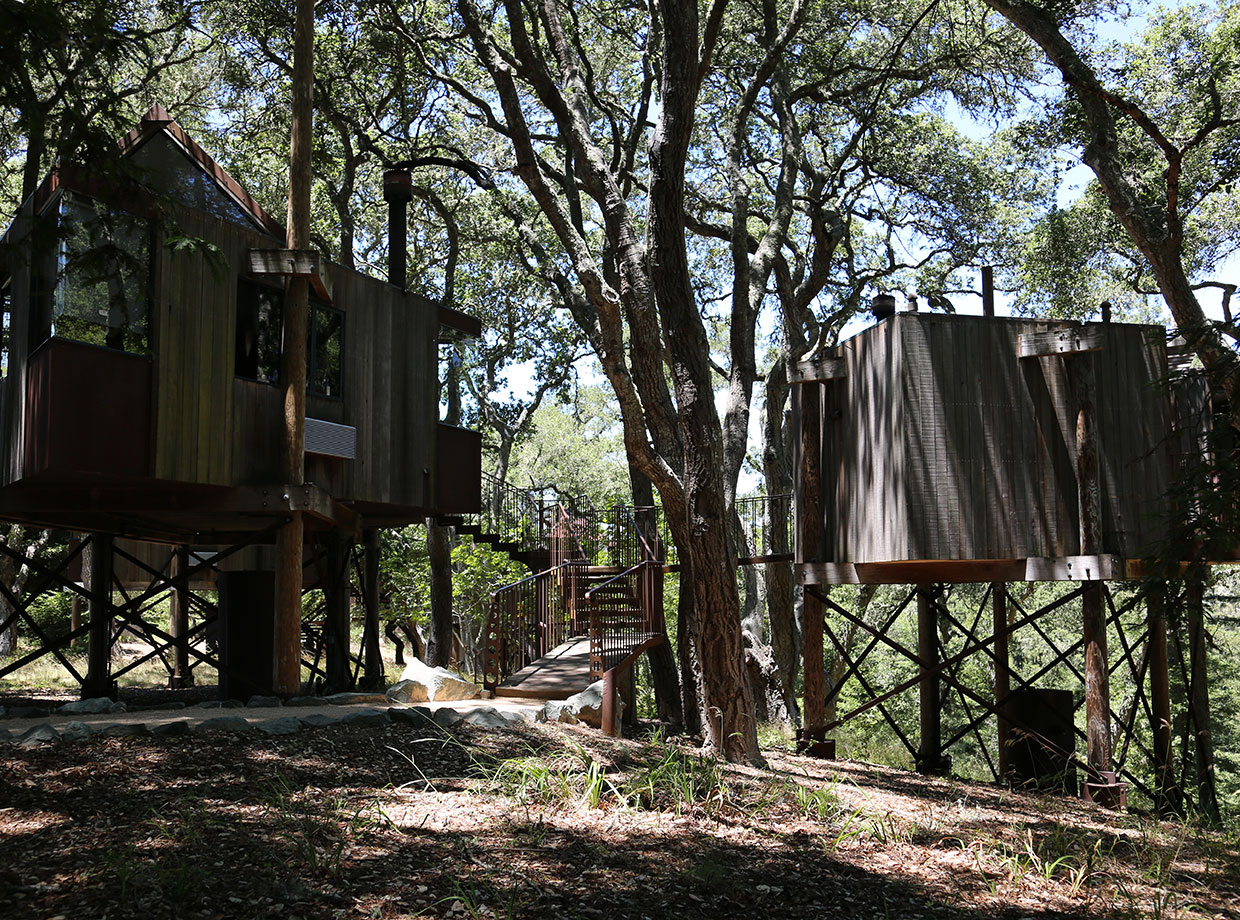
(1, 710, 1238, 920)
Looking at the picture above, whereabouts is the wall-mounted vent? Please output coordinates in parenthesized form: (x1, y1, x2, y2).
(305, 417, 356, 459)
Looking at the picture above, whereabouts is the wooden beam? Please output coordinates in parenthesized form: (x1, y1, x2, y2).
(1018, 325, 1106, 358)
(247, 249, 332, 302)
(993, 582, 1011, 779)
(1146, 581, 1178, 813)
(84, 534, 114, 699)
(917, 584, 945, 774)
(795, 382, 826, 737)
(439, 305, 481, 339)
(789, 355, 847, 385)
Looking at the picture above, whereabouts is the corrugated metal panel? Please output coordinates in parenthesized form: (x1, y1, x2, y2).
(305, 416, 356, 459)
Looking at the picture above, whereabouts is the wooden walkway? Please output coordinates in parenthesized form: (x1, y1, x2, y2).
(494, 636, 593, 700)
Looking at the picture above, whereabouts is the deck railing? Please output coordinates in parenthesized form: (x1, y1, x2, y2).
(585, 559, 664, 682)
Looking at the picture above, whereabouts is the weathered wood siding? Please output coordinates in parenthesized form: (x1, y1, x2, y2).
(809, 314, 1173, 565)
(2, 195, 439, 514)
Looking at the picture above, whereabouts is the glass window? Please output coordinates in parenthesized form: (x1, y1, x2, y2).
(235, 280, 343, 398)
(235, 280, 283, 384)
(52, 193, 152, 354)
(311, 302, 343, 398)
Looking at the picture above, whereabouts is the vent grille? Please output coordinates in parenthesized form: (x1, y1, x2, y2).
(305, 417, 356, 459)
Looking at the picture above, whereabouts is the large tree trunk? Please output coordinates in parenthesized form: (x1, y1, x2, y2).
(273, 0, 315, 695)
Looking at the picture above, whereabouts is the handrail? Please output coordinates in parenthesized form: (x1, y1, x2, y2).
(488, 559, 574, 600)
(584, 559, 656, 603)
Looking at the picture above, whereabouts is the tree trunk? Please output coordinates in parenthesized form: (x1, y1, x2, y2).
(274, 0, 316, 696)
(762, 359, 800, 723)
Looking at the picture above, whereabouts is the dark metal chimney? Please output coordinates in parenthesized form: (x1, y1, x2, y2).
(383, 169, 413, 289)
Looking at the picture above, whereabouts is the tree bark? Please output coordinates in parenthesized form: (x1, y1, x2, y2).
(274, 0, 315, 696)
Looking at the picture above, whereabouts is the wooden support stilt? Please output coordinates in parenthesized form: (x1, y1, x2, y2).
(992, 582, 1011, 779)
(85, 534, 114, 699)
(360, 528, 384, 689)
(169, 545, 192, 688)
(794, 381, 830, 756)
(1185, 572, 1220, 822)
(323, 531, 351, 694)
(917, 584, 945, 774)
(1147, 581, 1178, 813)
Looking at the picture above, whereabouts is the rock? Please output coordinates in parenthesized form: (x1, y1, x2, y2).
(247, 696, 283, 708)
(384, 679, 430, 705)
(256, 717, 302, 736)
(193, 701, 225, 709)
(543, 680, 619, 730)
(108, 702, 128, 713)
(431, 707, 464, 728)
(17, 723, 60, 747)
(198, 716, 252, 733)
(462, 708, 524, 729)
(388, 706, 435, 728)
(297, 713, 341, 728)
(152, 720, 191, 737)
(323, 692, 389, 706)
(57, 697, 114, 715)
(128, 701, 185, 712)
(59, 721, 94, 742)
(219, 699, 244, 708)
(100, 722, 147, 737)
(395, 659, 482, 702)
(284, 696, 321, 707)
(341, 708, 389, 728)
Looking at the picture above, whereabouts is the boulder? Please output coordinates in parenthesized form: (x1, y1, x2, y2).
(393, 659, 482, 703)
(198, 716, 252, 734)
(100, 722, 147, 737)
(57, 697, 114, 715)
(462, 708, 528, 729)
(256, 717, 302, 736)
(384, 679, 429, 705)
(388, 706, 435, 728)
(431, 707, 465, 728)
(59, 721, 94, 742)
(542, 681, 621, 730)
(152, 720, 191, 737)
(17, 723, 60, 747)
(341, 708, 389, 728)
(323, 692, 389, 706)
(297, 713, 342, 728)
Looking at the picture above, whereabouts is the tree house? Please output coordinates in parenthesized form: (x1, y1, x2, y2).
(0, 106, 480, 698)
(791, 311, 1208, 806)
(0, 105, 480, 541)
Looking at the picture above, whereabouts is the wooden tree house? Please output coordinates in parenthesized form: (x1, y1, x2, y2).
(0, 106, 481, 698)
(792, 309, 1221, 809)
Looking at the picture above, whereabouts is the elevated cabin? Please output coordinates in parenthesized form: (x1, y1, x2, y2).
(0, 106, 480, 544)
(793, 312, 1178, 585)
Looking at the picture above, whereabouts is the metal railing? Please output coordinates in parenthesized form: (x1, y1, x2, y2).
(585, 559, 665, 681)
(482, 560, 584, 691)
(735, 493, 793, 560)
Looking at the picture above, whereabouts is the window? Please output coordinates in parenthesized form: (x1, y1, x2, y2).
(235, 279, 343, 398)
(49, 193, 152, 354)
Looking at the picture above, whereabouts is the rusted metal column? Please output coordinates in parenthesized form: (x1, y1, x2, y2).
(323, 532, 352, 694)
(992, 582, 1010, 779)
(169, 545, 192, 688)
(1185, 572, 1220, 822)
(795, 381, 826, 746)
(84, 534, 114, 699)
(360, 528, 384, 689)
(917, 584, 944, 774)
(1147, 581, 1177, 813)
(981, 266, 995, 317)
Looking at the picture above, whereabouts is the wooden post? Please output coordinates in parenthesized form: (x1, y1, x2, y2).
(324, 532, 351, 694)
(981, 266, 995, 317)
(1185, 572, 1220, 822)
(274, 0, 315, 696)
(360, 528, 385, 689)
(84, 534, 113, 699)
(1147, 581, 1177, 813)
(796, 381, 827, 747)
(917, 584, 944, 774)
(169, 545, 192, 688)
(992, 582, 1010, 779)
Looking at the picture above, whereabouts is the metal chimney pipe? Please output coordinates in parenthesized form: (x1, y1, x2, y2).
(383, 169, 413, 289)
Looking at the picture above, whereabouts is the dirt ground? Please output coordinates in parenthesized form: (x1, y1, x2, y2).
(2, 710, 1238, 920)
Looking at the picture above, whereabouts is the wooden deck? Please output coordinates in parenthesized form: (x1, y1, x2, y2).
(494, 636, 593, 700)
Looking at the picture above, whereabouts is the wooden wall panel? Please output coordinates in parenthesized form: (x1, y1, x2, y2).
(819, 314, 1175, 567)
